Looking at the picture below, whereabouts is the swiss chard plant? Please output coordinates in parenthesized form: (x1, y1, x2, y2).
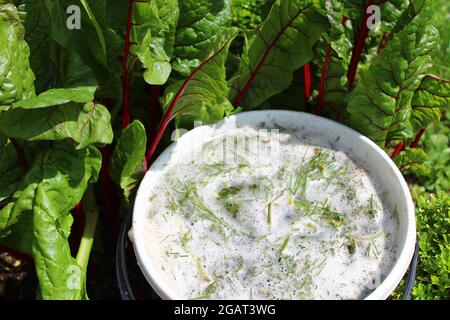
(0, 0, 448, 299)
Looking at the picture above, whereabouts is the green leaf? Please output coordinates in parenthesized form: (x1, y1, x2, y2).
(344, 0, 409, 36)
(312, 1, 350, 119)
(0, 87, 113, 148)
(378, 0, 410, 33)
(430, 0, 450, 79)
(44, 0, 107, 67)
(0, 142, 101, 299)
(260, 68, 306, 110)
(346, 3, 438, 147)
(79, 0, 107, 62)
(0, 3, 35, 109)
(172, 0, 232, 75)
(63, 51, 99, 89)
(110, 120, 147, 202)
(393, 147, 431, 176)
(410, 192, 450, 299)
(0, 140, 25, 201)
(12, 86, 97, 108)
(419, 114, 450, 192)
(313, 42, 349, 119)
(15, 0, 55, 93)
(231, 0, 273, 31)
(411, 75, 450, 132)
(16, 0, 99, 92)
(41, 0, 122, 99)
(229, 0, 329, 109)
(131, 0, 179, 85)
(163, 29, 237, 127)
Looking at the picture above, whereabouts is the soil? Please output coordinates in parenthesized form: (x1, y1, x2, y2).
(0, 251, 36, 300)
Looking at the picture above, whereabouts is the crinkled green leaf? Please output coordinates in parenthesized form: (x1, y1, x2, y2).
(0, 142, 100, 237)
(394, 147, 431, 176)
(110, 120, 147, 202)
(163, 30, 237, 127)
(306, 1, 349, 118)
(411, 75, 450, 132)
(378, 0, 410, 33)
(313, 41, 349, 120)
(346, 3, 438, 147)
(15, 0, 99, 92)
(15, 0, 54, 93)
(344, 0, 409, 36)
(0, 3, 35, 109)
(0, 87, 113, 148)
(131, 0, 179, 85)
(172, 0, 232, 75)
(231, 0, 273, 31)
(0, 142, 101, 299)
(320, 0, 352, 61)
(229, 0, 329, 109)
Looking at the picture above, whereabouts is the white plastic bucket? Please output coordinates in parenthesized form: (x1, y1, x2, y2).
(130, 110, 416, 300)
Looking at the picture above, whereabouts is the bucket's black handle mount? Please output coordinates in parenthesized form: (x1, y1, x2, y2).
(116, 210, 420, 300)
(115, 208, 135, 300)
(402, 238, 420, 300)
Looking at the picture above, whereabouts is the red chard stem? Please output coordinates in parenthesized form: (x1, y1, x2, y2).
(409, 128, 426, 148)
(303, 63, 312, 102)
(390, 143, 405, 158)
(121, 0, 135, 129)
(347, 0, 372, 91)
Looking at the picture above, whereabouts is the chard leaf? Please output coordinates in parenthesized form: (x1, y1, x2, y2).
(314, 41, 349, 119)
(15, 0, 54, 93)
(12, 86, 97, 108)
(394, 147, 431, 177)
(260, 68, 306, 110)
(0, 142, 100, 240)
(131, 0, 179, 85)
(146, 30, 237, 161)
(63, 51, 99, 89)
(411, 75, 450, 132)
(378, 0, 409, 33)
(0, 143, 101, 300)
(163, 30, 237, 127)
(41, 0, 122, 99)
(344, 0, 409, 35)
(346, 3, 438, 147)
(79, 0, 107, 62)
(44, 0, 107, 67)
(110, 120, 147, 202)
(229, 0, 329, 109)
(16, 0, 99, 92)
(173, 0, 232, 75)
(0, 87, 113, 148)
(0, 3, 35, 109)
